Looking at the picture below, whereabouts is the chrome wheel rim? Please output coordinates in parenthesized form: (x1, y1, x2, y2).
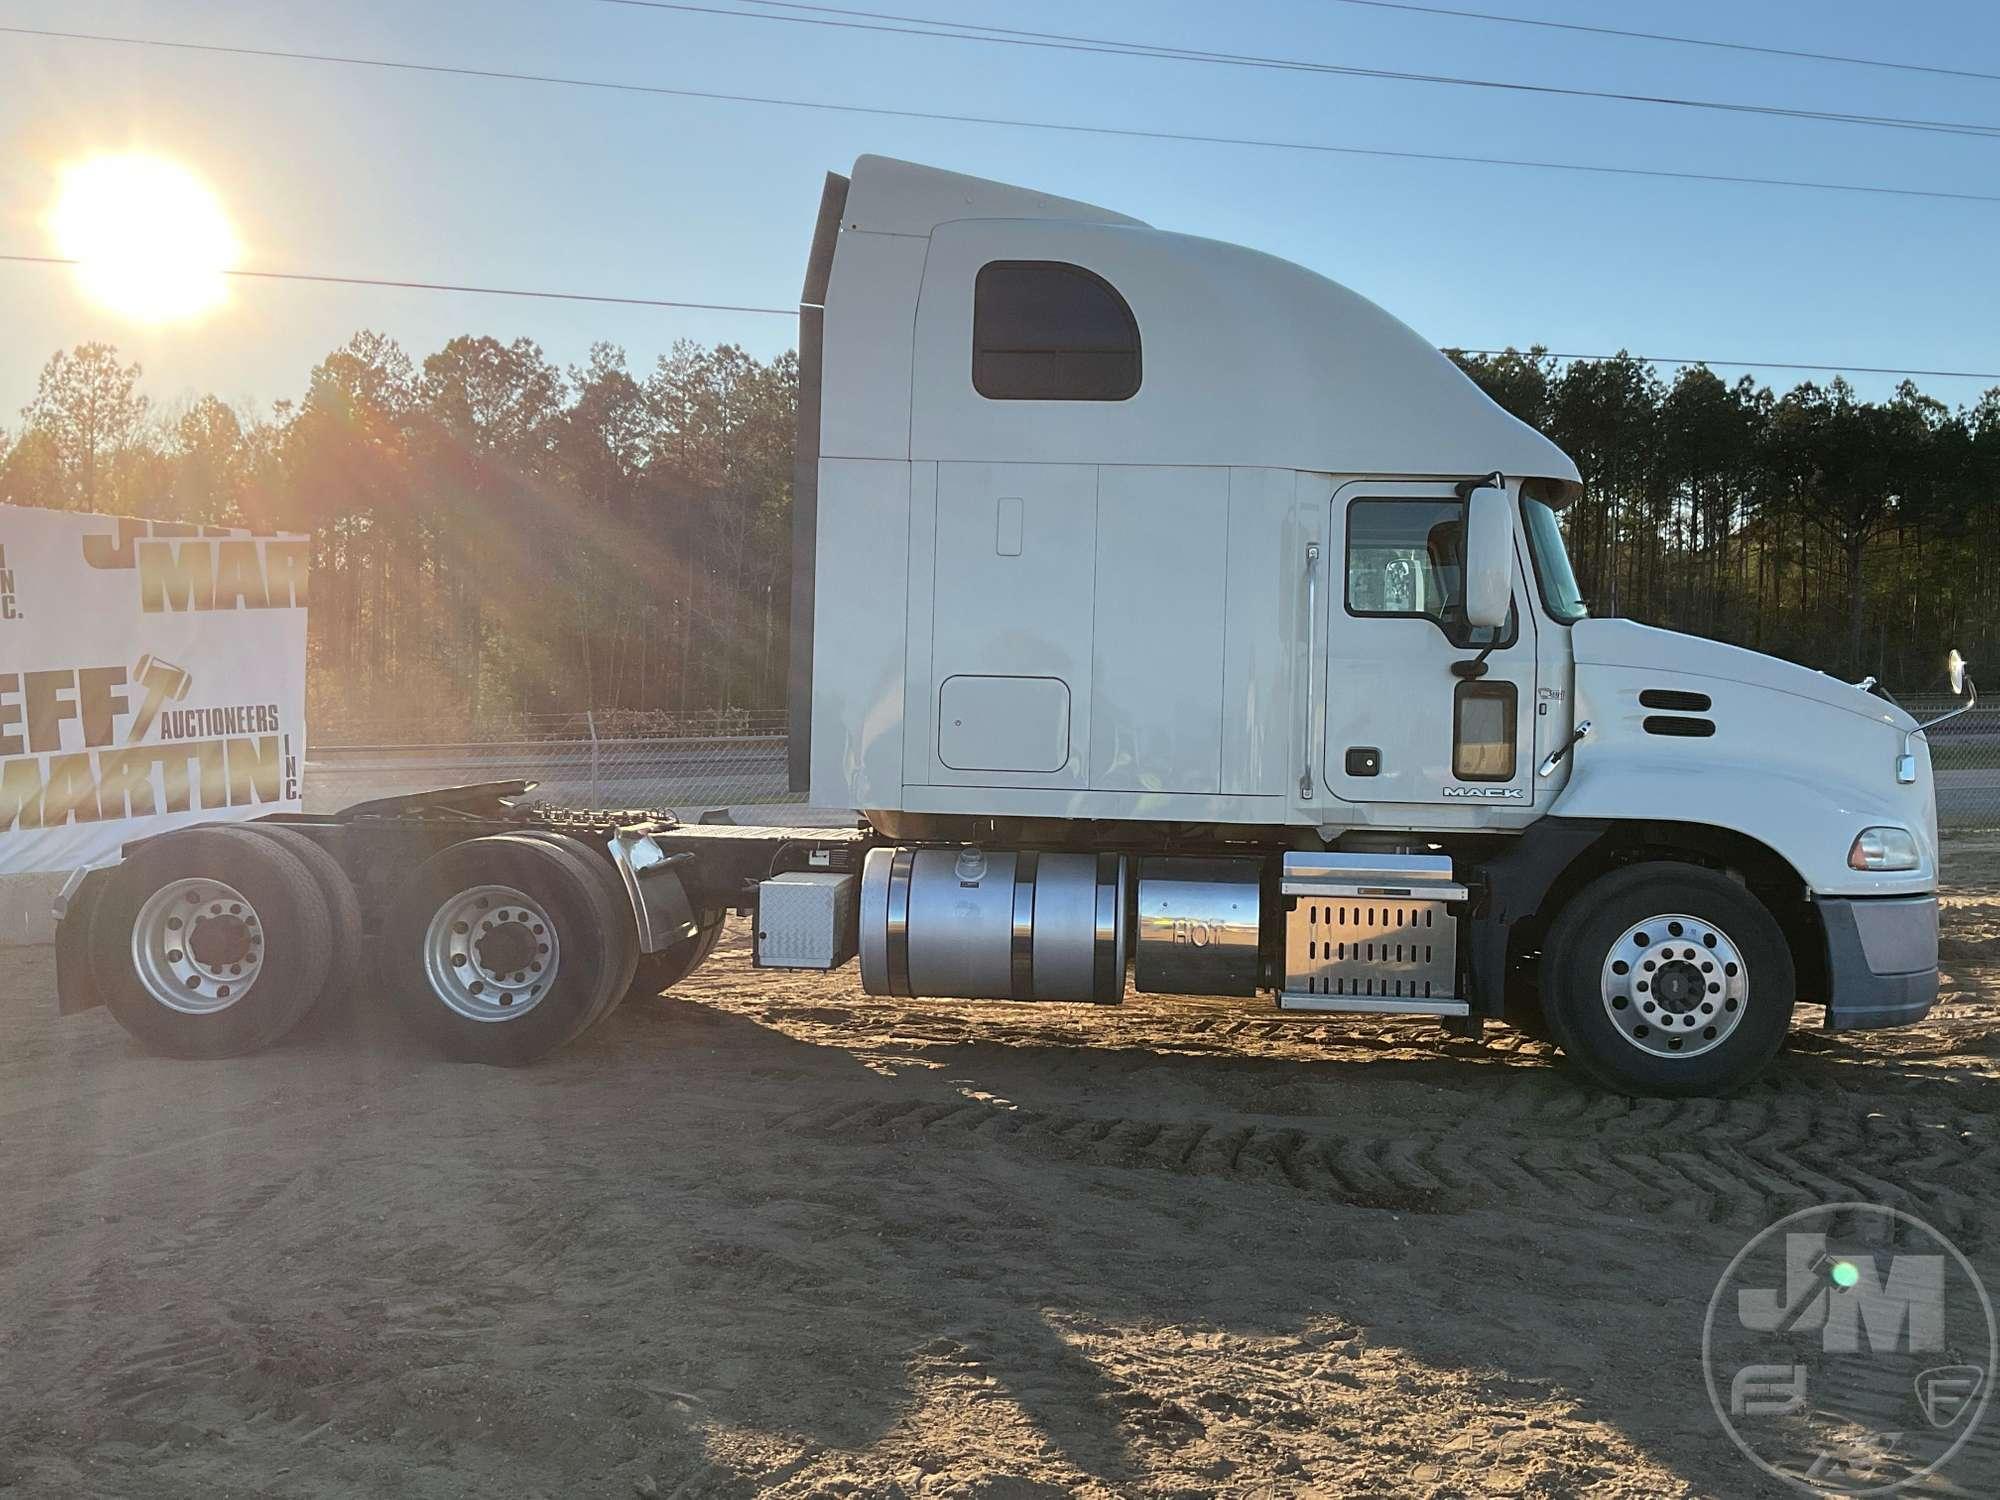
(422, 884, 558, 1022)
(132, 877, 265, 1015)
(1600, 912, 1748, 1059)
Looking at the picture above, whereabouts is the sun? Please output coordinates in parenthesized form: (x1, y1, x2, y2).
(51, 154, 239, 323)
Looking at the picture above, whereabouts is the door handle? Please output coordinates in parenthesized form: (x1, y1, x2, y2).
(1538, 720, 1591, 778)
(1300, 541, 1320, 801)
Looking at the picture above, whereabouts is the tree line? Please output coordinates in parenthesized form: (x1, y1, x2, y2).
(0, 336, 797, 732)
(0, 335, 1991, 730)
(1448, 349, 1998, 693)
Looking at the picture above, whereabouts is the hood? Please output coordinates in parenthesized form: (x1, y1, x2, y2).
(1571, 619, 1914, 730)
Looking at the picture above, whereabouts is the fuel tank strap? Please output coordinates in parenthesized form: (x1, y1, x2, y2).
(1093, 853, 1121, 1003)
(885, 848, 915, 998)
(1010, 851, 1038, 1000)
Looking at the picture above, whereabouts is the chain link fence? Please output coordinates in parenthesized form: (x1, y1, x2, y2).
(305, 704, 2000, 829)
(304, 710, 803, 819)
(1908, 697, 2000, 831)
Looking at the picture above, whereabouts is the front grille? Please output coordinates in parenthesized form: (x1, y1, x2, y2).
(1644, 715, 1716, 738)
(1639, 688, 1712, 712)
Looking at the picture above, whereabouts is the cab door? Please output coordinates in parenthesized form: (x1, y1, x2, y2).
(1320, 481, 1539, 807)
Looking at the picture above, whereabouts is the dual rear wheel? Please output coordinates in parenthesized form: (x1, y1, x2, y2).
(90, 824, 351, 1058)
(379, 833, 628, 1066)
(378, 831, 723, 1064)
(90, 823, 723, 1066)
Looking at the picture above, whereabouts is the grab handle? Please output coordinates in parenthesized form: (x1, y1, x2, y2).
(1300, 541, 1320, 801)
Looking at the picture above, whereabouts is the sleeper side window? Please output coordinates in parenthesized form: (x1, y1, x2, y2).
(1345, 497, 1513, 649)
(972, 261, 1141, 401)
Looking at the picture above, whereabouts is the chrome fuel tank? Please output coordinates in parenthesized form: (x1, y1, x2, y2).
(859, 846, 1128, 1003)
(1132, 857, 1262, 996)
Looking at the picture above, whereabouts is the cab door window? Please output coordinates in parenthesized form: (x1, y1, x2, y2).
(1344, 497, 1511, 649)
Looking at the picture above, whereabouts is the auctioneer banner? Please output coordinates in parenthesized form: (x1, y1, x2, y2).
(0, 508, 307, 874)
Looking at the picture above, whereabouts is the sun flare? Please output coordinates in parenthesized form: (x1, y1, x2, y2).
(51, 154, 239, 323)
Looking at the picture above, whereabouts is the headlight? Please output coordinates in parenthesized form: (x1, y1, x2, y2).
(1848, 827, 1920, 872)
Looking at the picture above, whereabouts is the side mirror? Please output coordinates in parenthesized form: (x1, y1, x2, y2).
(1463, 485, 1513, 630)
(1916, 649, 1978, 733)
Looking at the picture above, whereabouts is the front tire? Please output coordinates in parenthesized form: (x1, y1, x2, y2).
(1540, 862, 1794, 1096)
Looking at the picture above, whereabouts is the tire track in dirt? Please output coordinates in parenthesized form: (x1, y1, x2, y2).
(0, 1164, 327, 1391)
(781, 1089, 1994, 1236)
(99, 1331, 243, 1413)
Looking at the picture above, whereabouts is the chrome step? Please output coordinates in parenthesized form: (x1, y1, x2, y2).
(1277, 991, 1469, 1016)
(1281, 851, 1468, 901)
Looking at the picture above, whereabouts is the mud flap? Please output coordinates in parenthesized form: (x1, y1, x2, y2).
(609, 833, 699, 955)
(54, 867, 110, 1014)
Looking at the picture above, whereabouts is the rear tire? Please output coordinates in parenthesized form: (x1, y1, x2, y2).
(628, 913, 724, 1000)
(379, 834, 623, 1065)
(222, 824, 364, 1014)
(89, 826, 333, 1058)
(509, 830, 637, 1026)
(1541, 861, 1793, 1096)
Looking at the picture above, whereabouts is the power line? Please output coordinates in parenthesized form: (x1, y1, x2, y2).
(592, 0, 2000, 141)
(743, 0, 2000, 88)
(6, 256, 1995, 383)
(1314, 0, 2000, 87)
(0, 254, 793, 315)
(7, 25, 2000, 211)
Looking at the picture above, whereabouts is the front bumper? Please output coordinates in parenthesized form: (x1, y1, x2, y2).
(1818, 894, 1939, 1030)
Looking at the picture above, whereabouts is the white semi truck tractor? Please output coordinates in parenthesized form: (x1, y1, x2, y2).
(53, 158, 1965, 1095)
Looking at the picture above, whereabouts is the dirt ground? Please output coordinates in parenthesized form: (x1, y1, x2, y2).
(3, 841, 2000, 1499)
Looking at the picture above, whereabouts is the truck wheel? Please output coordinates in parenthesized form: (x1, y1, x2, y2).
(1541, 862, 1794, 1096)
(1504, 997, 1553, 1043)
(508, 830, 638, 1026)
(629, 913, 724, 1000)
(379, 833, 621, 1065)
(88, 826, 334, 1058)
(223, 824, 365, 1012)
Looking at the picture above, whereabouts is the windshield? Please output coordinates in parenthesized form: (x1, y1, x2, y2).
(1521, 498, 1588, 624)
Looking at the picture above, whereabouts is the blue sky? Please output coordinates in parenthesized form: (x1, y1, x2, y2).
(1, 0, 1996, 422)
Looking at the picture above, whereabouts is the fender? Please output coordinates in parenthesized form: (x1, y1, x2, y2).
(53, 866, 110, 1014)
(607, 832, 700, 954)
(1549, 755, 1933, 897)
